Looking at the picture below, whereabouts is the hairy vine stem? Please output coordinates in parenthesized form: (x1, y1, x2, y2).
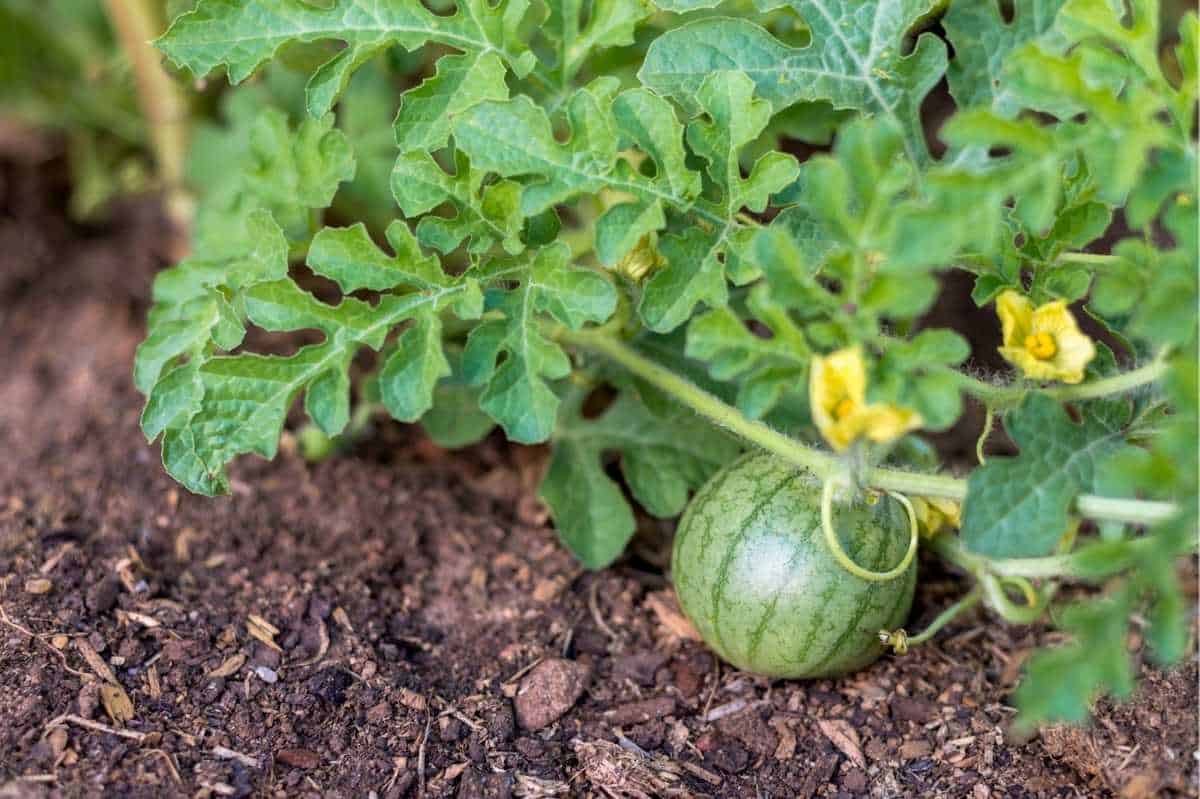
(555, 327, 1180, 531)
(951, 356, 1167, 408)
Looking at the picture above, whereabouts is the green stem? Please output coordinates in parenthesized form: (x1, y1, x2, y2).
(953, 356, 1167, 407)
(1057, 252, 1126, 267)
(557, 327, 1179, 529)
(908, 586, 983, 646)
(975, 405, 994, 465)
(560, 327, 832, 475)
(928, 532, 1164, 579)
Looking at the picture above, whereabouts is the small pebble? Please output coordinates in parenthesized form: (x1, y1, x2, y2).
(255, 666, 278, 684)
(24, 578, 52, 594)
(513, 658, 591, 731)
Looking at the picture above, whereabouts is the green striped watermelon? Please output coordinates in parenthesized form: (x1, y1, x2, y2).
(672, 452, 916, 678)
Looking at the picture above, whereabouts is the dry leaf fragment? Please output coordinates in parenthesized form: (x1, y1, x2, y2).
(146, 664, 162, 700)
(770, 716, 797, 761)
(118, 610, 160, 628)
(817, 718, 865, 768)
(207, 652, 247, 678)
(99, 682, 134, 725)
(643, 591, 701, 641)
(24, 578, 52, 594)
(246, 614, 282, 652)
(74, 639, 118, 684)
(441, 762, 470, 782)
(332, 607, 354, 633)
(398, 688, 427, 712)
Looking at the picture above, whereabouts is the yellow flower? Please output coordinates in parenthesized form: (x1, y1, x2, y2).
(810, 347, 923, 451)
(996, 290, 1096, 384)
(911, 497, 962, 538)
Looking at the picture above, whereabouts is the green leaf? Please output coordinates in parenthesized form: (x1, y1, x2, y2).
(685, 285, 810, 419)
(943, 0, 1066, 117)
(135, 208, 287, 395)
(462, 244, 616, 443)
(453, 81, 704, 221)
(146, 220, 482, 494)
(420, 348, 496, 448)
(640, 71, 797, 332)
(638, 227, 734, 333)
(453, 86, 620, 216)
(639, 0, 948, 161)
(190, 107, 355, 248)
(542, 0, 654, 86)
(157, 0, 539, 117)
(452, 78, 719, 273)
(307, 221, 450, 294)
(782, 117, 930, 272)
(394, 51, 510, 153)
(962, 394, 1136, 558)
(541, 388, 739, 568)
(1013, 589, 1136, 730)
(380, 314, 450, 423)
(1090, 237, 1198, 348)
(392, 150, 525, 255)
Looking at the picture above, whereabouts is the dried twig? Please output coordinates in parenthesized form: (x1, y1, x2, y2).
(700, 662, 721, 722)
(213, 745, 261, 769)
(588, 580, 619, 641)
(417, 710, 431, 797)
(39, 542, 75, 574)
(140, 748, 183, 785)
(0, 604, 89, 679)
(678, 760, 722, 786)
(289, 618, 330, 669)
(44, 713, 146, 742)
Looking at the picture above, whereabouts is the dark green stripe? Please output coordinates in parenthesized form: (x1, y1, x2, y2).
(884, 570, 912, 626)
(710, 469, 804, 657)
(786, 505, 876, 670)
(683, 452, 744, 564)
(806, 510, 889, 674)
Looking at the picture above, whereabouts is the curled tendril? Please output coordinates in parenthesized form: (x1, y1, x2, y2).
(821, 475, 919, 583)
(982, 573, 1047, 624)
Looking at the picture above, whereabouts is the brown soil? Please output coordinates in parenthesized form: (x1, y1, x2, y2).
(0, 151, 1196, 799)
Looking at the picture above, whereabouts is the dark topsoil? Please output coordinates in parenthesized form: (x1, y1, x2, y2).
(0, 150, 1196, 799)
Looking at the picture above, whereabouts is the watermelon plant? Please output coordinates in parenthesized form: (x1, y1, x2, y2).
(133, 0, 1197, 731)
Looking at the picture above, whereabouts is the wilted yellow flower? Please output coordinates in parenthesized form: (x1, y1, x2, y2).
(613, 235, 663, 283)
(810, 347, 923, 451)
(911, 497, 962, 538)
(996, 290, 1095, 384)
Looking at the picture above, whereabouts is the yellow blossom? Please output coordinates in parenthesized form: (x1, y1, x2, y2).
(996, 290, 1096, 384)
(809, 347, 923, 451)
(911, 497, 962, 538)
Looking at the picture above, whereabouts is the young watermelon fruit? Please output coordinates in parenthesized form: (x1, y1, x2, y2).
(672, 452, 916, 678)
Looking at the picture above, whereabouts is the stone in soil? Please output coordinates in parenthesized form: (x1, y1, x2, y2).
(513, 658, 592, 731)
